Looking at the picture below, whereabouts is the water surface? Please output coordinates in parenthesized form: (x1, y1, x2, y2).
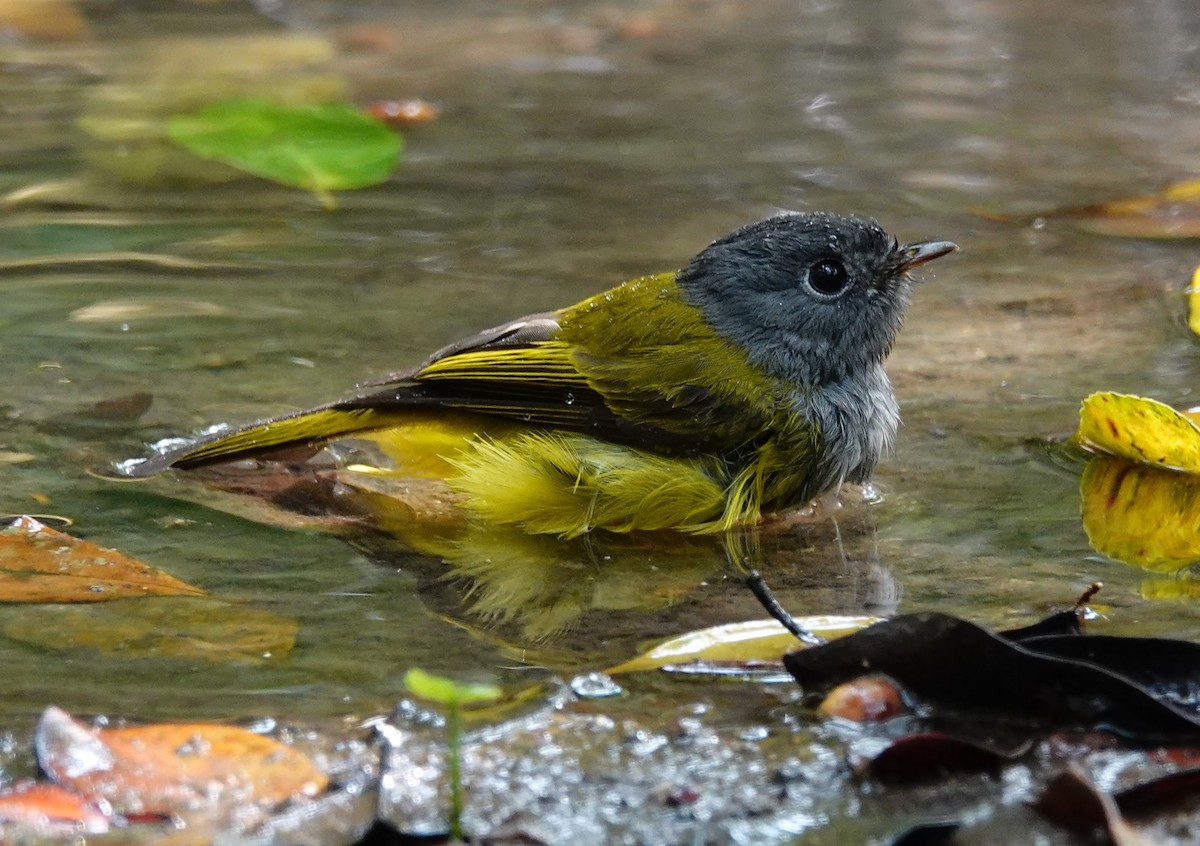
(2, 0, 1200, 839)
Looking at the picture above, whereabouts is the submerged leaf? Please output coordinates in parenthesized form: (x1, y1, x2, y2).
(1189, 265, 1200, 338)
(608, 616, 878, 674)
(0, 781, 110, 833)
(70, 299, 229, 322)
(0, 516, 205, 603)
(1089, 178, 1200, 216)
(866, 732, 1032, 783)
(1035, 763, 1153, 846)
(168, 99, 401, 202)
(1075, 214, 1200, 240)
(1141, 575, 1200, 600)
(35, 706, 327, 815)
(1116, 765, 1200, 818)
(1008, 178, 1200, 241)
(889, 821, 963, 846)
(1, 597, 297, 662)
(1075, 392, 1200, 473)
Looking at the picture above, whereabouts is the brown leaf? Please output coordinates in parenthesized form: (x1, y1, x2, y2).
(1034, 763, 1155, 846)
(86, 392, 154, 422)
(0, 780, 110, 832)
(1115, 765, 1200, 818)
(36, 706, 328, 815)
(0, 516, 206, 603)
(865, 732, 1032, 783)
(0, 0, 88, 41)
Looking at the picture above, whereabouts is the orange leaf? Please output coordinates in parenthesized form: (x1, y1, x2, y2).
(364, 98, 440, 126)
(0, 516, 205, 602)
(0, 781, 110, 832)
(1068, 178, 1200, 240)
(818, 675, 907, 722)
(36, 707, 327, 815)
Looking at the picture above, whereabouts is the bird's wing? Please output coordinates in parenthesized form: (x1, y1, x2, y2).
(339, 330, 732, 453)
(340, 276, 772, 452)
(358, 312, 563, 386)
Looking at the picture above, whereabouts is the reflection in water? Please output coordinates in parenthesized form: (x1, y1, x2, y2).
(1081, 456, 1200, 573)
(178, 458, 899, 644)
(345, 477, 900, 644)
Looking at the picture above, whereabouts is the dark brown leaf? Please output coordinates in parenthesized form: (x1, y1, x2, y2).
(783, 613, 1200, 742)
(889, 821, 962, 846)
(866, 732, 1033, 783)
(1034, 763, 1153, 845)
(1116, 766, 1200, 818)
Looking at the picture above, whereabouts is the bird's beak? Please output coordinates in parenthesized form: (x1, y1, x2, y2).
(893, 240, 958, 273)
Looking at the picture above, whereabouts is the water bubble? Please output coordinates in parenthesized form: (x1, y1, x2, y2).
(569, 672, 624, 699)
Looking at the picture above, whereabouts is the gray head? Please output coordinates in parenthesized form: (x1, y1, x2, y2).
(677, 212, 956, 388)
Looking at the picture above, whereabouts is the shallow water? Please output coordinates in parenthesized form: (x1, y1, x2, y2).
(2, 0, 1200, 840)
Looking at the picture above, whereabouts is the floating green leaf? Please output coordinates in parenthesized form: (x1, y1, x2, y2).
(168, 99, 401, 206)
(404, 668, 501, 706)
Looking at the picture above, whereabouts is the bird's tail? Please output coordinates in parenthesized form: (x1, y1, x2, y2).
(122, 406, 394, 477)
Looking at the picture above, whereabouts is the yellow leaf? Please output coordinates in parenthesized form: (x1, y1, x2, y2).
(1189, 266, 1200, 338)
(1085, 178, 1200, 216)
(1075, 392, 1200, 473)
(36, 706, 326, 816)
(0, 0, 88, 41)
(1141, 575, 1200, 600)
(607, 615, 878, 674)
(0, 516, 206, 603)
(1075, 215, 1200, 240)
(1080, 457, 1200, 571)
(1038, 178, 1200, 240)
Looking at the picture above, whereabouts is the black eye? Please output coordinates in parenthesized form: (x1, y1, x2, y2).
(806, 258, 849, 296)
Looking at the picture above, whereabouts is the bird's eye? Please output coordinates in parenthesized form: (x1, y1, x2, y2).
(805, 258, 850, 297)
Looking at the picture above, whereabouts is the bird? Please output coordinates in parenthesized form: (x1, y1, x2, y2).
(125, 212, 956, 537)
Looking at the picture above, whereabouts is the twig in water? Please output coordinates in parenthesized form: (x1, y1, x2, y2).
(744, 570, 825, 646)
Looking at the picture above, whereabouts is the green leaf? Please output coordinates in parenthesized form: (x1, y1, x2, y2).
(404, 668, 502, 706)
(168, 99, 401, 205)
